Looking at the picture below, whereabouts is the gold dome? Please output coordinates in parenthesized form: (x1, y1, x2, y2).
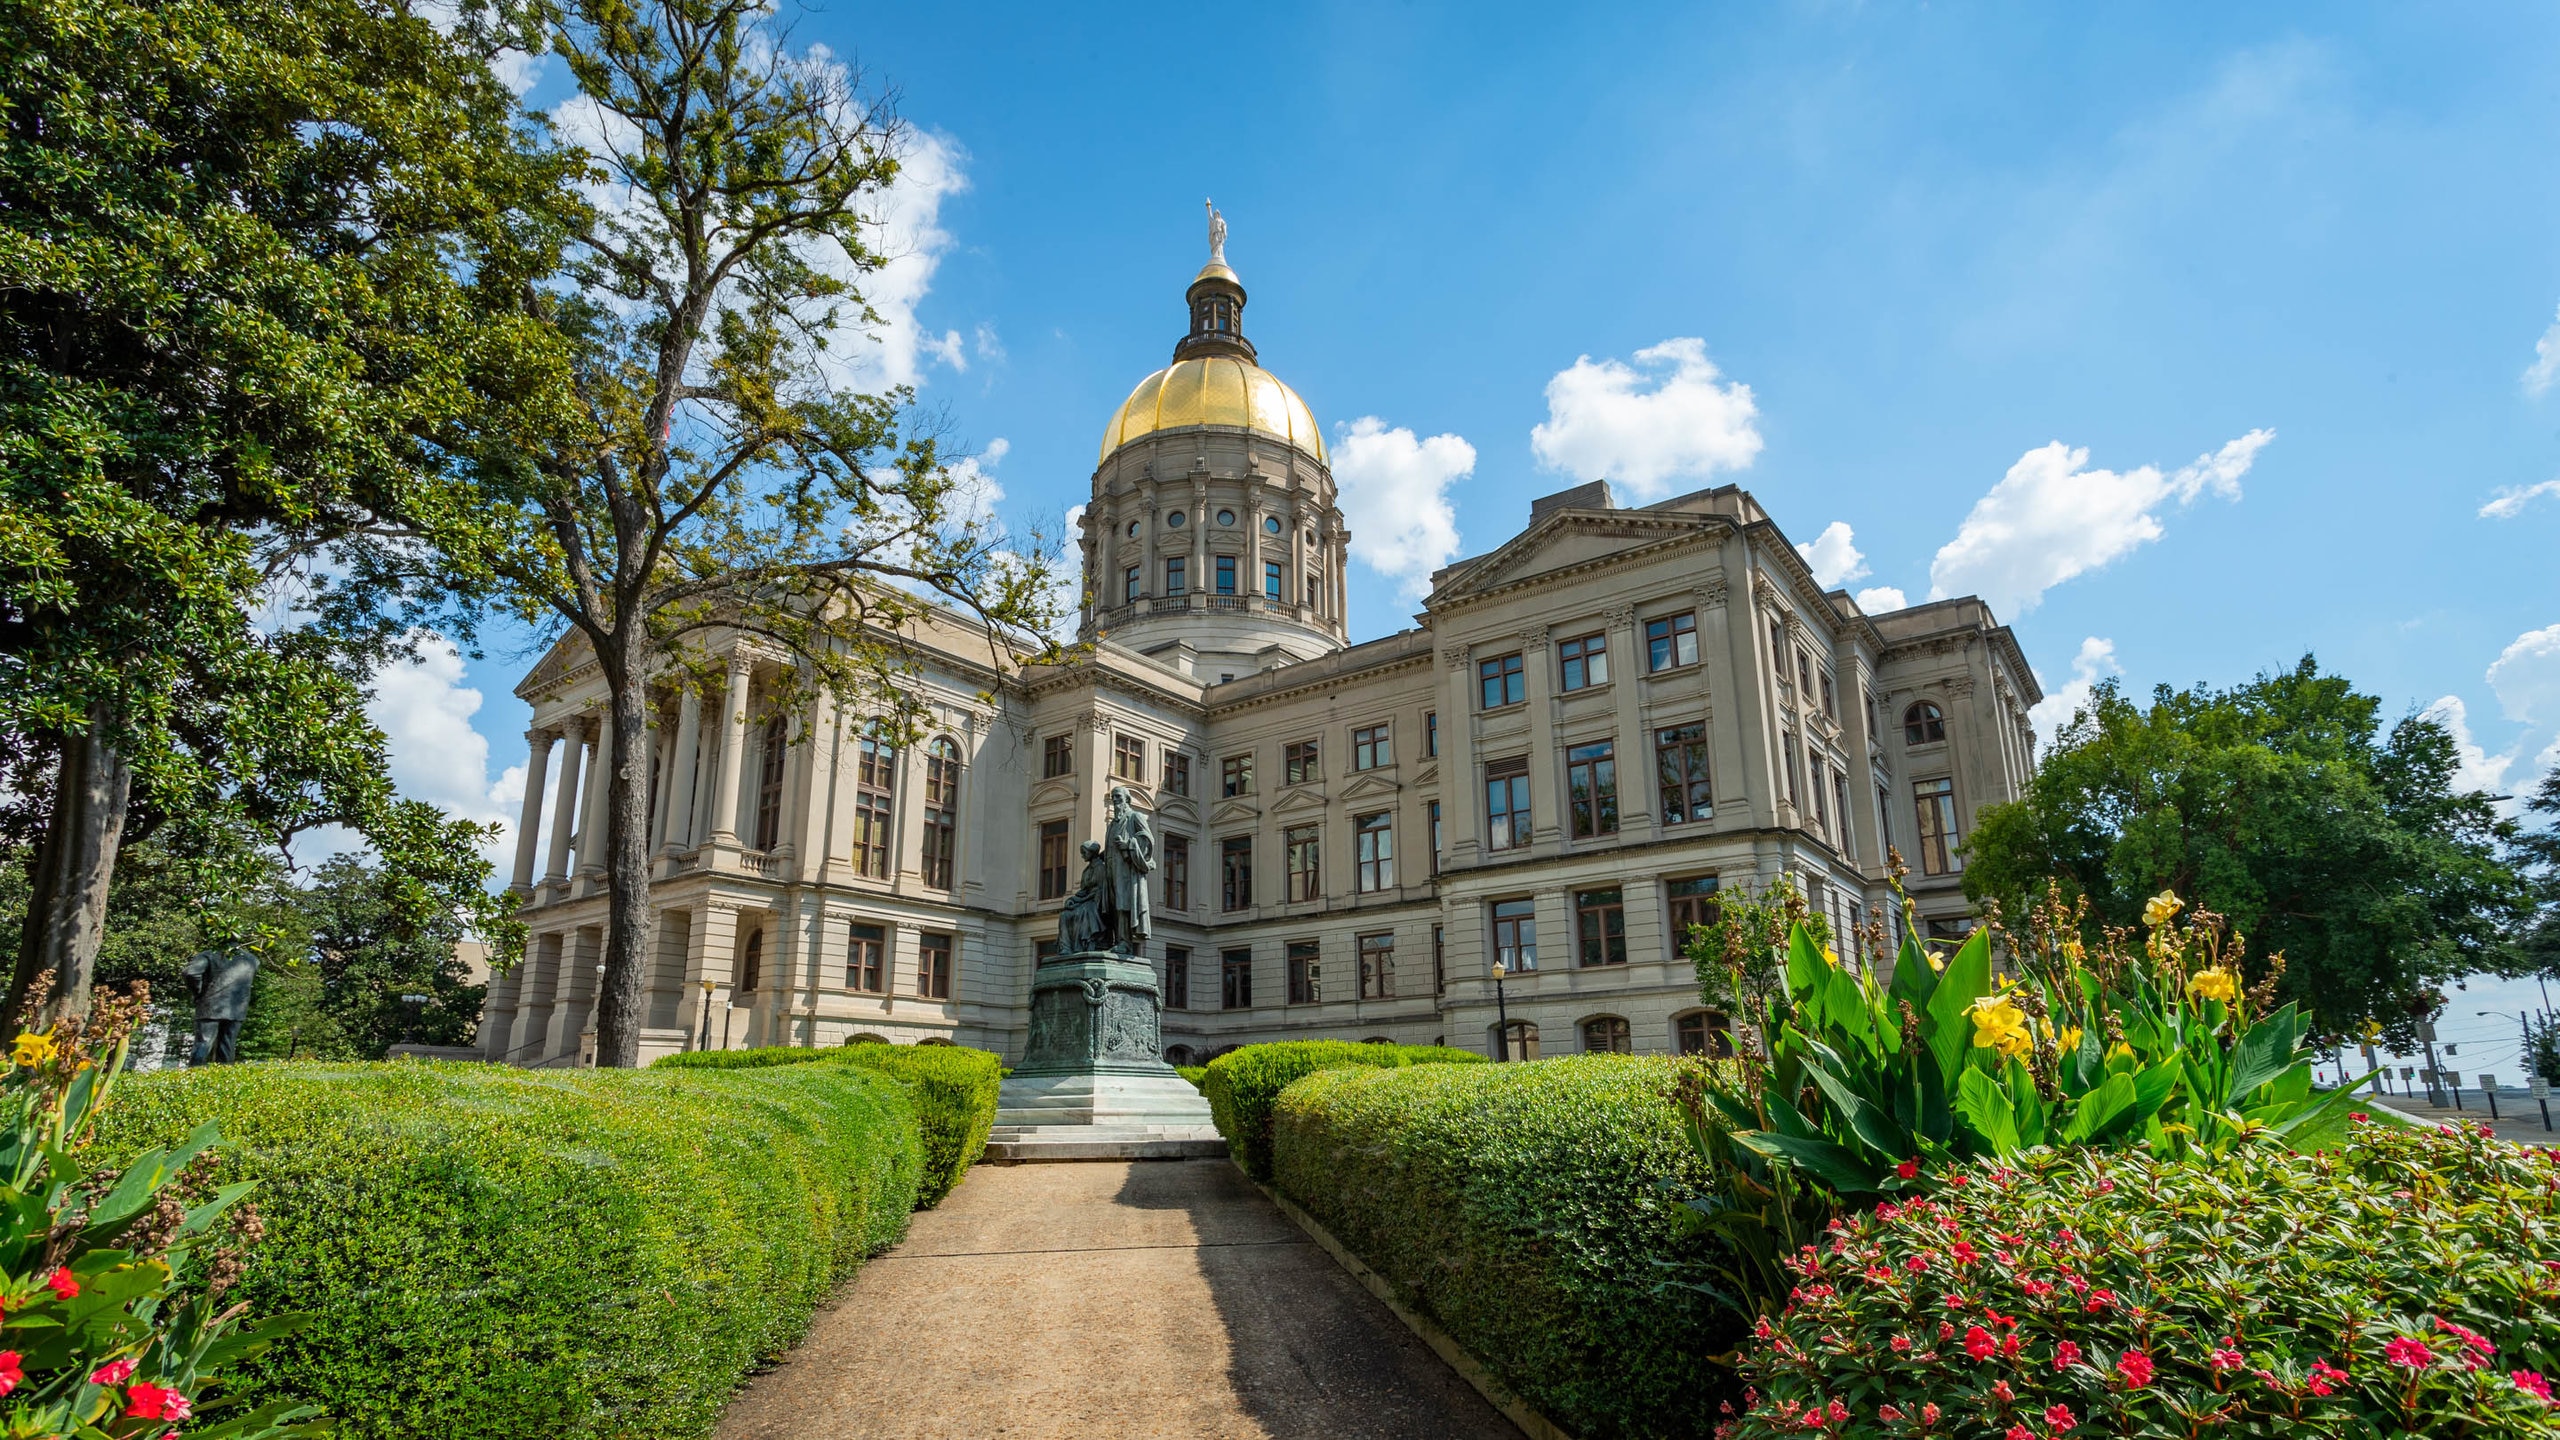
(1098, 356, 1325, 464)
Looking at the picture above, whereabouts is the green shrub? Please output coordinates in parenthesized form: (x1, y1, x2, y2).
(1273, 1056, 1741, 1439)
(1201, 1040, 1482, 1180)
(1175, 1064, 1207, 1089)
(89, 1059, 922, 1440)
(1732, 1120, 2560, 1439)
(655, 1042, 1002, 1206)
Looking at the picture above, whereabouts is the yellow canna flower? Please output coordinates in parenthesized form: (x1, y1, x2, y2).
(1822, 945, 1840, 969)
(1968, 996, 2032, 1060)
(2106, 1041, 2136, 1063)
(2143, 890, 2184, 928)
(2186, 968, 2239, 1004)
(2058, 1026, 2084, 1052)
(1925, 950, 1944, 973)
(11, 1031, 56, 1068)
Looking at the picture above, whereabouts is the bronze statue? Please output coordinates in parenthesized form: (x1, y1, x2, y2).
(1050, 788, 1156, 958)
(184, 945, 259, 1065)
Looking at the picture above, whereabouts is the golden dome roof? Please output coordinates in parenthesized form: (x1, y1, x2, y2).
(1098, 356, 1325, 464)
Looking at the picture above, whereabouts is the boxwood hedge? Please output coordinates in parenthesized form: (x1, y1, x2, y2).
(89, 1059, 922, 1440)
(656, 1042, 1001, 1206)
(1272, 1056, 1740, 1439)
(1201, 1039, 1483, 1180)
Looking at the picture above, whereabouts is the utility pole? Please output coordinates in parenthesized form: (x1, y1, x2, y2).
(2421, 1019, 2446, 1107)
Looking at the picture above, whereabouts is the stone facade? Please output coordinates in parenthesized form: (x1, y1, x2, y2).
(476, 253, 2041, 1068)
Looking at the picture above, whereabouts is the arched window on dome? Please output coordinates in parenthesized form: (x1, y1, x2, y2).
(1903, 702, 1946, 746)
(922, 737, 961, 890)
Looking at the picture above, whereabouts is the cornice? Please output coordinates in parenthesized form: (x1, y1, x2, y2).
(1425, 511, 1736, 617)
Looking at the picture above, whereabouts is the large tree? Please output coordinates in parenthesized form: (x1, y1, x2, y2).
(2519, 764, 2560, 985)
(1963, 656, 2531, 1047)
(0, 0, 564, 1020)
(447, 0, 1060, 1067)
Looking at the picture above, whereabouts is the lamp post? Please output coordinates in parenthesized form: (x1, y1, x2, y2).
(1490, 961, 1511, 1062)
(398, 992, 430, 1048)
(695, 980, 717, 1052)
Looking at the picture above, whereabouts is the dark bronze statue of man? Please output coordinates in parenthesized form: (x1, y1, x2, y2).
(1099, 787, 1153, 955)
(184, 945, 259, 1065)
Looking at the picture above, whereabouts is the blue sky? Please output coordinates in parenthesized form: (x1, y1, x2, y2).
(380, 3, 2560, 1059)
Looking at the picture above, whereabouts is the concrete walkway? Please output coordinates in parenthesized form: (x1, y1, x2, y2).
(716, 1159, 1519, 1440)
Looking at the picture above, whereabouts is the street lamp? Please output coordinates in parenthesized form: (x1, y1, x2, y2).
(1490, 961, 1511, 1062)
(695, 980, 717, 1052)
(397, 992, 431, 1048)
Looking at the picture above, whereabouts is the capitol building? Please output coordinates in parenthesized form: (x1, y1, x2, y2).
(475, 239, 2042, 1067)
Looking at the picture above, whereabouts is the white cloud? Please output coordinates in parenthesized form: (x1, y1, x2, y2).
(2421, 695, 2516, 798)
(2028, 636, 2121, 747)
(1854, 586, 1909, 613)
(972, 322, 1006, 366)
(2480, 479, 2560, 520)
(2525, 303, 2560, 398)
(1794, 521, 1870, 588)
(1529, 337, 1762, 502)
(1331, 417, 1471, 602)
(2488, 622, 2560, 724)
(298, 633, 520, 874)
(1927, 429, 2273, 615)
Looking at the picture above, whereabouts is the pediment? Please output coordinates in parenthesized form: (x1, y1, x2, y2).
(1412, 761, 1439, 786)
(1154, 796, 1202, 827)
(516, 631, 594, 701)
(1339, 773, 1401, 800)
(1270, 786, 1330, 815)
(1430, 510, 1720, 608)
(1210, 799, 1261, 826)
(1029, 778, 1078, 809)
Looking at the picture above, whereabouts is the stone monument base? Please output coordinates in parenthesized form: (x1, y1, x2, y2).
(988, 950, 1222, 1162)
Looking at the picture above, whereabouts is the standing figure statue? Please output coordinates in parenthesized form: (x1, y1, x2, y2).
(1206, 199, 1227, 265)
(1100, 787, 1154, 955)
(184, 945, 259, 1065)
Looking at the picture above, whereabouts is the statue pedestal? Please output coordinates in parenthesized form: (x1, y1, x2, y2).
(990, 951, 1222, 1161)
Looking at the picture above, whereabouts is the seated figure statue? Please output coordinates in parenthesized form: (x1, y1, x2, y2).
(1055, 841, 1108, 955)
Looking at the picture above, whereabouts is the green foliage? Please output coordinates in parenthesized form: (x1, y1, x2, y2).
(0, 995, 321, 1438)
(1962, 658, 2532, 1045)
(1730, 1122, 2560, 1439)
(1175, 1064, 1207, 1089)
(1683, 873, 1832, 1039)
(2521, 764, 2560, 991)
(653, 1042, 1000, 1207)
(1199, 1040, 1484, 1181)
(1273, 1057, 1742, 1440)
(88, 1059, 921, 1440)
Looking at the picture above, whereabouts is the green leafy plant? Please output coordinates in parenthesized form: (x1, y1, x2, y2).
(655, 1042, 1000, 1206)
(0, 985, 320, 1438)
(1199, 1041, 1484, 1181)
(1723, 1120, 2560, 1439)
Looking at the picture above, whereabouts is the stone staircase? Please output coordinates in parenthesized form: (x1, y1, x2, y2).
(984, 1069, 1227, 1162)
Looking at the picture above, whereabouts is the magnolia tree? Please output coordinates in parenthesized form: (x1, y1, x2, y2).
(443, 0, 1064, 1067)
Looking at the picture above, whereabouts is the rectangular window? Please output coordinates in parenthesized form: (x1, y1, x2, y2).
(1042, 735, 1073, 778)
(1163, 751, 1190, 796)
(1283, 739, 1320, 786)
(853, 734, 894, 879)
(922, 742, 959, 890)
(1037, 820, 1069, 900)
(1113, 733, 1146, 782)
(1914, 777, 1960, 875)
(1834, 772, 1852, 847)
(1222, 753, 1254, 797)
(1491, 898, 1537, 972)
(1287, 939, 1321, 1004)
(1215, 555, 1237, 595)
(1428, 800, 1442, 876)
(1351, 723, 1392, 770)
(1165, 835, 1191, 911)
(1576, 888, 1628, 966)
(848, 922, 886, 993)
(1306, 570, 1321, 612)
(1485, 755, 1531, 852)
(917, 931, 952, 999)
(1354, 811, 1394, 892)
(1035, 937, 1061, 963)
(1677, 1012, 1732, 1057)
(1284, 823, 1321, 902)
(1479, 653, 1526, 709)
(1646, 613, 1699, 671)
(1797, 650, 1814, 697)
(1165, 555, 1187, 595)
(1358, 932, 1395, 999)
(1820, 671, 1838, 719)
(1666, 874, 1721, 938)
(1163, 945, 1190, 1010)
(1432, 923, 1445, 995)
(1877, 783, 1894, 852)
(1264, 560, 1283, 599)
(1424, 711, 1438, 757)
(1558, 631, 1609, 691)
(1566, 739, 1618, 838)
(1123, 566, 1140, 603)
(1864, 686, 1878, 734)
(1769, 618, 1788, 678)
(1782, 734, 1801, 805)
(1221, 947, 1253, 1009)
(1655, 723, 1713, 825)
(1221, 835, 1254, 911)
(1810, 756, 1831, 838)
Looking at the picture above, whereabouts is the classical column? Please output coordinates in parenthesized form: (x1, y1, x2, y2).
(1189, 478, 1209, 612)
(707, 655, 753, 845)
(1604, 605, 1653, 842)
(1438, 644, 1483, 869)
(543, 722, 586, 883)
(575, 713, 614, 878)
(511, 729, 555, 891)
(663, 687, 703, 854)
(1244, 475, 1265, 605)
(1519, 625, 1558, 848)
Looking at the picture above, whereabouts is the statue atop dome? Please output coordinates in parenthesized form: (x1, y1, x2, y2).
(1206, 199, 1227, 265)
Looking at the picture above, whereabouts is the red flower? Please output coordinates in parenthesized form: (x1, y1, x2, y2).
(2045, 1403, 2078, 1432)
(1906, 1255, 1930, 1273)
(46, 1268, 77, 1301)
(1965, 1326, 1996, 1361)
(1828, 1399, 1849, 1423)
(2514, 1371, 2553, 1403)
(2308, 1359, 2348, 1397)
(2054, 1340, 2082, 1371)
(1939, 1322, 1956, 1341)
(1950, 1242, 1981, 1265)
(2350, 1112, 2369, 1122)
(1999, 1334, 2021, 1358)
(90, 1358, 136, 1386)
(2117, 1351, 2155, 1388)
(1878, 1202, 1903, 1221)
(124, 1383, 190, 1422)
(0, 1352, 19, 1398)
(1991, 1380, 2015, 1402)
(2212, 1346, 2245, 1371)
(2004, 1427, 2032, 1440)
(1921, 1402, 1941, 1425)
(1897, 1158, 1921, 1179)
(1879, 1405, 1905, 1421)
(2021, 1278, 2054, 1298)
(1891, 1335, 1913, 1353)
(2384, 1336, 2433, 1370)
(2085, 1289, 2116, 1312)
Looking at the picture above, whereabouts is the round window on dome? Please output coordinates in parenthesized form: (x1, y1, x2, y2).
(1263, 516, 1282, 534)
(1166, 511, 1185, 529)
(1217, 509, 1236, 526)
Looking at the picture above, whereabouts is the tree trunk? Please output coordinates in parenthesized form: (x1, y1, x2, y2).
(594, 654, 656, 1067)
(5, 717, 133, 1030)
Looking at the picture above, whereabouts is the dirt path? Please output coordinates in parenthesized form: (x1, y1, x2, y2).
(715, 1158, 1520, 1440)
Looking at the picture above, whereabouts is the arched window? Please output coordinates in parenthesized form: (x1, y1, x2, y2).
(1164, 1044, 1196, 1066)
(853, 729, 895, 879)
(922, 737, 961, 890)
(1675, 1010, 1734, 1058)
(1580, 1016, 1632, 1054)
(1496, 1020, 1540, 1062)
(843, 1032, 887, 1046)
(916, 1036, 955, 1047)
(737, 929, 764, 993)
(1903, 701, 1946, 746)
(754, 714, 789, 850)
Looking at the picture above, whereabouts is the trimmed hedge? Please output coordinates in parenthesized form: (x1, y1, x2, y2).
(1175, 1064, 1207, 1089)
(90, 1059, 922, 1440)
(1273, 1056, 1740, 1440)
(1201, 1040, 1484, 1180)
(1732, 1119, 2560, 1438)
(656, 1042, 1001, 1206)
